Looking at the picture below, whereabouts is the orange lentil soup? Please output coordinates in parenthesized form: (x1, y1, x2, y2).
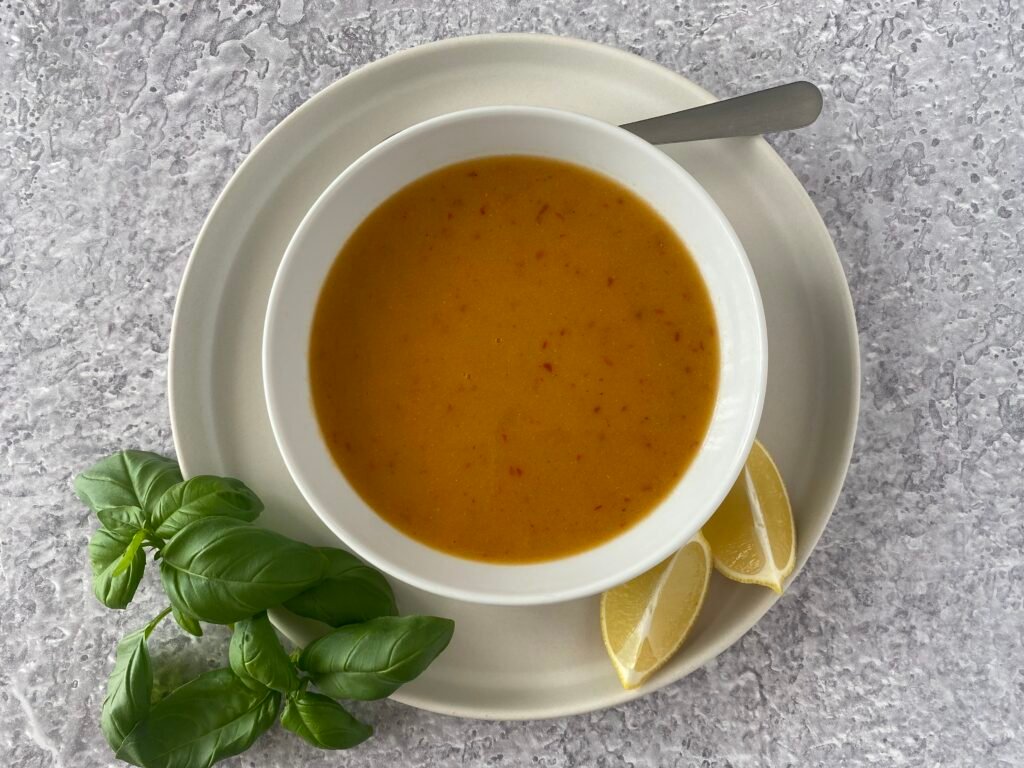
(310, 156, 719, 563)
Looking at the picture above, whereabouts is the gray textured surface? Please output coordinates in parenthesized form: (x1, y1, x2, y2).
(2, 1, 1023, 766)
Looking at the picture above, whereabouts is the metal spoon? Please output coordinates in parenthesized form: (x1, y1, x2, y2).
(619, 81, 822, 144)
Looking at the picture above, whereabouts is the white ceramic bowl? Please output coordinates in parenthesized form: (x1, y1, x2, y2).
(264, 106, 767, 606)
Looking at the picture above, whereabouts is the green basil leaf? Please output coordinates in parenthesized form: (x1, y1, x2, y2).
(97, 506, 147, 537)
(117, 668, 280, 768)
(100, 615, 163, 759)
(229, 612, 300, 693)
(151, 476, 263, 539)
(299, 615, 454, 700)
(284, 548, 397, 627)
(112, 529, 147, 577)
(75, 451, 182, 521)
(89, 528, 146, 609)
(159, 517, 327, 624)
(281, 691, 372, 750)
(171, 604, 203, 637)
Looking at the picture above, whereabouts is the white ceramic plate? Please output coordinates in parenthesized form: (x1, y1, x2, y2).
(169, 34, 859, 720)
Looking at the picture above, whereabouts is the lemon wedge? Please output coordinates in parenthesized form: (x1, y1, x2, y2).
(702, 439, 795, 593)
(600, 533, 712, 689)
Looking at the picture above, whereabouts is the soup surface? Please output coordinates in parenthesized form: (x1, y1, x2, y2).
(310, 156, 719, 562)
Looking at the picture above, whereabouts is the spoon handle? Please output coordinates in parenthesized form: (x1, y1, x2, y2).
(619, 81, 823, 145)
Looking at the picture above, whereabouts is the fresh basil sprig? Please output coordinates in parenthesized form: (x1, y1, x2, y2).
(159, 516, 328, 623)
(97, 506, 147, 537)
(118, 667, 282, 768)
(89, 527, 147, 609)
(284, 547, 397, 627)
(230, 612, 300, 693)
(281, 691, 373, 750)
(76, 450, 455, 767)
(76, 451, 182, 522)
(151, 475, 262, 538)
(100, 608, 169, 757)
(299, 615, 455, 700)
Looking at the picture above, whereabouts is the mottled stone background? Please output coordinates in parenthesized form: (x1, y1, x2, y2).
(2, 0, 1022, 766)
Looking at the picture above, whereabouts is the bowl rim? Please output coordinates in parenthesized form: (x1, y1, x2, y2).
(263, 104, 767, 605)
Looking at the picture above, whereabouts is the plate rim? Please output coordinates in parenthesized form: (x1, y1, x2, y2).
(168, 32, 861, 721)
